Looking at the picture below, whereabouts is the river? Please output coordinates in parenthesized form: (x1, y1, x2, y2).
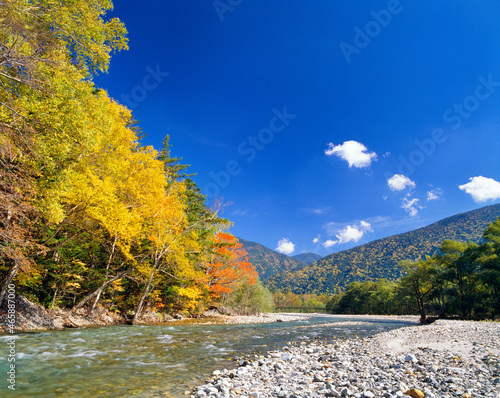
(0, 314, 414, 397)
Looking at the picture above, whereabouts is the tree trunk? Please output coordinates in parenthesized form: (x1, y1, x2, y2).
(413, 287, 426, 323)
(418, 306, 427, 323)
(89, 289, 103, 314)
(50, 287, 58, 311)
(85, 238, 118, 314)
(73, 269, 131, 311)
(0, 261, 20, 306)
(132, 264, 158, 325)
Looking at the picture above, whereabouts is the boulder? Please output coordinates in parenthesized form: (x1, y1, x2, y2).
(405, 388, 425, 398)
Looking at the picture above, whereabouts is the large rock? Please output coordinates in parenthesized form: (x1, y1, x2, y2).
(0, 295, 56, 332)
(0, 295, 128, 332)
(405, 389, 425, 398)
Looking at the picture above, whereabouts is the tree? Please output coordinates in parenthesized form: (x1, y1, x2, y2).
(0, 1, 247, 322)
(397, 258, 440, 322)
(477, 217, 500, 316)
(0, 0, 127, 305)
(204, 232, 257, 302)
(325, 294, 341, 313)
(222, 279, 274, 315)
(333, 282, 369, 315)
(62, 99, 169, 312)
(369, 279, 397, 315)
(0, 0, 127, 83)
(158, 135, 192, 180)
(436, 240, 480, 319)
(132, 181, 187, 324)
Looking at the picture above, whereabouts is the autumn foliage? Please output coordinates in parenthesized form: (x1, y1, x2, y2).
(205, 232, 257, 299)
(0, 0, 268, 320)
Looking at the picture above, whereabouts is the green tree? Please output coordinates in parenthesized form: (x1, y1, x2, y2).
(436, 240, 480, 320)
(369, 279, 397, 315)
(325, 294, 341, 313)
(222, 279, 274, 315)
(396, 258, 441, 322)
(478, 217, 500, 316)
(334, 282, 370, 314)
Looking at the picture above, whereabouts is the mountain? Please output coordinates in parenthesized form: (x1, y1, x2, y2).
(265, 204, 500, 294)
(238, 238, 303, 280)
(292, 253, 323, 265)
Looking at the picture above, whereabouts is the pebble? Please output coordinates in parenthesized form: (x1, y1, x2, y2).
(193, 319, 500, 398)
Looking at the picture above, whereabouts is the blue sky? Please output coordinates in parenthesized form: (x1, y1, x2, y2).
(95, 0, 500, 256)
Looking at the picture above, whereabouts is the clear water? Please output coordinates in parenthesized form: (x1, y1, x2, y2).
(0, 315, 413, 397)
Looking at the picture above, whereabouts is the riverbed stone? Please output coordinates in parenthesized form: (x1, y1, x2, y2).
(404, 388, 424, 397)
(192, 319, 500, 398)
(405, 354, 417, 363)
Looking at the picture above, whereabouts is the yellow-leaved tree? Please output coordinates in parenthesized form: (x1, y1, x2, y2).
(61, 97, 168, 312)
(132, 181, 188, 324)
(0, 0, 128, 304)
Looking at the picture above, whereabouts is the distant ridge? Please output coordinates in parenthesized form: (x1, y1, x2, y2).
(238, 238, 303, 280)
(265, 203, 500, 294)
(292, 252, 323, 265)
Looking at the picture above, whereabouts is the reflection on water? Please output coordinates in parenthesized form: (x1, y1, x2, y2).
(0, 315, 413, 397)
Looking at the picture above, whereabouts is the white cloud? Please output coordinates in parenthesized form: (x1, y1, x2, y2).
(313, 237, 320, 244)
(364, 214, 425, 230)
(426, 188, 442, 201)
(337, 223, 373, 244)
(323, 239, 337, 248)
(360, 220, 371, 229)
(324, 221, 373, 247)
(325, 140, 377, 168)
(336, 225, 365, 244)
(459, 176, 500, 202)
(402, 197, 420, 217)
(387, 174, 416, 191)
(275, 238, 295, 255)
(231, 210, 247, 216)
(304, 207, 330, 215)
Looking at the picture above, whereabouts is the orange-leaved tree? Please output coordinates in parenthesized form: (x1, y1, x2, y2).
(204, 232, 257, 301)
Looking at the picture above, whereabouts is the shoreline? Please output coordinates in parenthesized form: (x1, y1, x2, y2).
(0, 294, 422, 333)
(0, 295, 324, 333)
(194, 319, 500, 398)
(186, 313, 420, 326)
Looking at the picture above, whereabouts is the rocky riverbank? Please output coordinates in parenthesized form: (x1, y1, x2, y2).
(193, 319, 500, 398)
(0, 295, 129, 332)
(0, 295, 309, 332)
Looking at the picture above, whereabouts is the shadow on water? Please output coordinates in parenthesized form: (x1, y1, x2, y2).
(0, 315, 415, 398)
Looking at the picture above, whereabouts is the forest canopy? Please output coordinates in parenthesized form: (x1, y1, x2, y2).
(325, 217, 500, 321)
(0, 0, 268, 321)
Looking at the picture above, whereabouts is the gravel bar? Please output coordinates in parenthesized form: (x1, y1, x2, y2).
(192, 319, 500, 398)
(200, 313, 313, 325)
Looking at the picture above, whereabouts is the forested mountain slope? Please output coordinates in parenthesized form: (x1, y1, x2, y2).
(265, 204, 500, 294)
(238, 239, 304, 280)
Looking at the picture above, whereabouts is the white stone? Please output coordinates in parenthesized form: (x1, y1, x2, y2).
(405, 354, 417, 363)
